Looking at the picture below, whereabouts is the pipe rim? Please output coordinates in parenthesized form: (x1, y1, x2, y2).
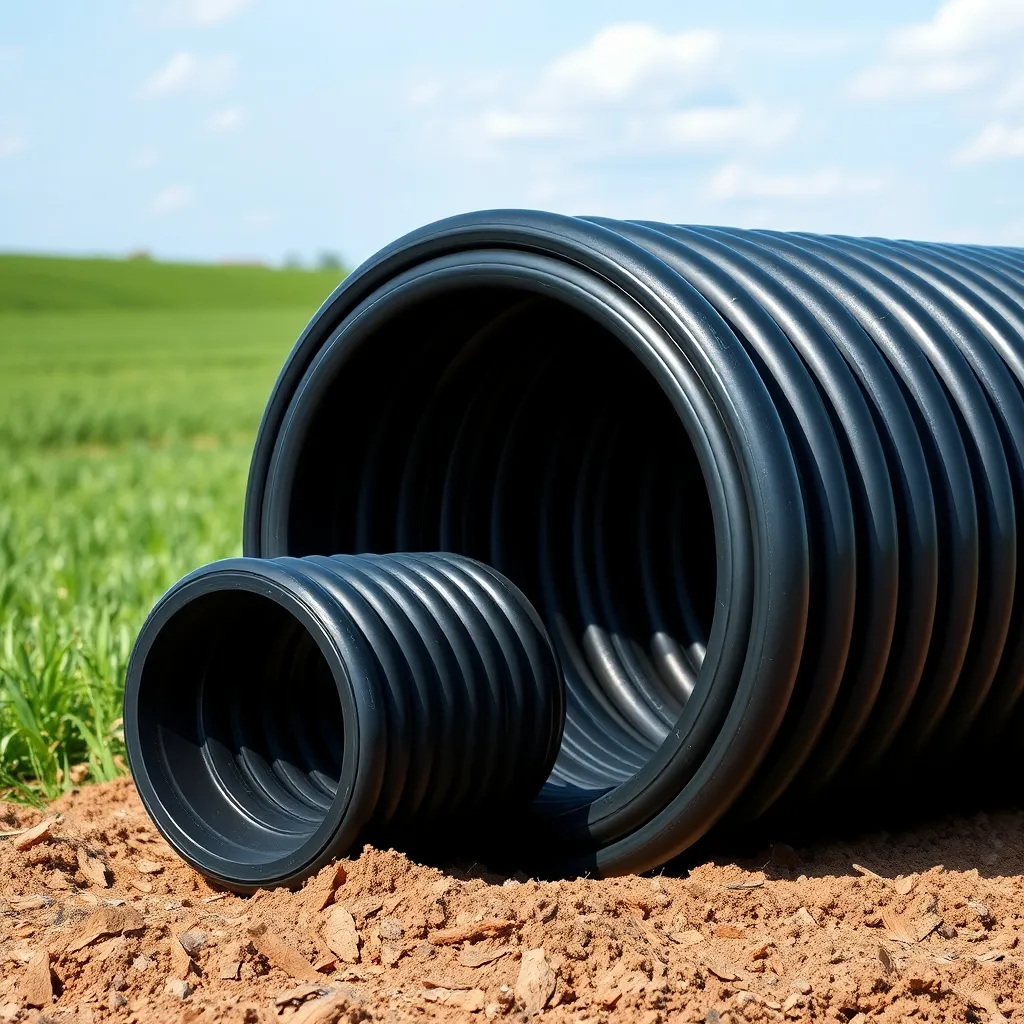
(123, 558, 383, 890)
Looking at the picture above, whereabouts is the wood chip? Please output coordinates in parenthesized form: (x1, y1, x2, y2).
(515, 948, 556, 1016)
(170, 935, 198, 979)
(12, 818, 55, 851)
(878, 945, 897, 976)
(722, 879, 765, 890)
(713, 923, 746, 939)
(703, 962, 740, 982)
(135, 859, 163, 874)
(429, 918, 517, 946)
(973, 949, 1007, 963)
(9, 895, 54, 912)
(422, 987, 487, 1012)
(77, 847, 111, 888)
(881, 910, 916, 944)
(290, 989, 363, 1024)
(422, 976, 475, 991)
(852, 863, 887, 883)
(668, 929, 705, 947)
(251, 928, 321, 981)
(459, 943, 513, 968)
(881, 910, 941, 944)
(894, 875, 917, 896)
(18, 949, 53, 1008)
(311, 863, 348, 912)
(131, 878, 153, 894)
(312, 953, 338, 973)
(322, 905, 361, 964)
(67, 906, 145, 952)
(347, 896, 384, 924)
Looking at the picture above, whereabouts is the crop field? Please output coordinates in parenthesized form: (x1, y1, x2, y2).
(0, 255, 345, 801)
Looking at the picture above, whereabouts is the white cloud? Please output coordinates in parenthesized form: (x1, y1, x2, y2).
(187, 0, 251, 25)
(145, 53, 195, 96)
(851, 0, 1024, 100)
(708, 163, 886, 200)
(459, 23, 796, 161)
(0, 135, 26, 160)
(850, 60, 990, 100)
(151, 184, 193, 215)
(480, 111, 562, 142)
(208, 106, 244, 132)
(474, 99, 797, 157)
(887, 0, 1024, 57)
(544, 23, 720, 103)
(147, 0, 251, 27)
(955, 122, 1024, 163)
(143, 52, 235, 98)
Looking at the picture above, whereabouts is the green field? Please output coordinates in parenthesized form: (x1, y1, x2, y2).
(0, 254, 345, 801)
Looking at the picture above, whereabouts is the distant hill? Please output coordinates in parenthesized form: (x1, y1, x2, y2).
(0, 253, 348, 312)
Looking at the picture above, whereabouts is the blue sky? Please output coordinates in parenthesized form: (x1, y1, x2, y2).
(2, 0, 1023, 266)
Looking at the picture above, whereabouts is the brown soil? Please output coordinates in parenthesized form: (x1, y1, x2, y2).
(1, 779, 1023, 1023)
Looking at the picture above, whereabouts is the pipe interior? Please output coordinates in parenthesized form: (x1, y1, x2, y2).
(136, 588, 345, 864)
(278, 288, 716, 805)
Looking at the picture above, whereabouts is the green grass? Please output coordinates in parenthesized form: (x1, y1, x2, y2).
(0, 254, 344, 801)
(0, 252, 344, 312)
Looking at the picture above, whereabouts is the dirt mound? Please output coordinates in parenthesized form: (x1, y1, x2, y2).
(1, 779, 1023, 1022)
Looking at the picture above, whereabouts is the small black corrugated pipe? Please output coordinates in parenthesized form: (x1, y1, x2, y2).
(126, 211, 1024, 889)
(124, 552, 563, 890)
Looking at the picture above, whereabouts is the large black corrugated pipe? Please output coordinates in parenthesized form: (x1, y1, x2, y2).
(123, 552, 564, 890)
(236, 211, 1024, 880)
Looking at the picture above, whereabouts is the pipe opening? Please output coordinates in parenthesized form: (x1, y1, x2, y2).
(265, 286, 717, 807)
(134, 586, 346, 866)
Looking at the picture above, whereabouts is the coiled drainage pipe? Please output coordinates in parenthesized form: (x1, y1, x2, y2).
(126, 211, 1024, 889)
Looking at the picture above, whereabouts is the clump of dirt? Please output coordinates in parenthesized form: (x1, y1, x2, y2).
(1, 778, 1023, 1022)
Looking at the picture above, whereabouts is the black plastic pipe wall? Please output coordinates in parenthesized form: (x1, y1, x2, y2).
(126, 211, 1024, 889)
